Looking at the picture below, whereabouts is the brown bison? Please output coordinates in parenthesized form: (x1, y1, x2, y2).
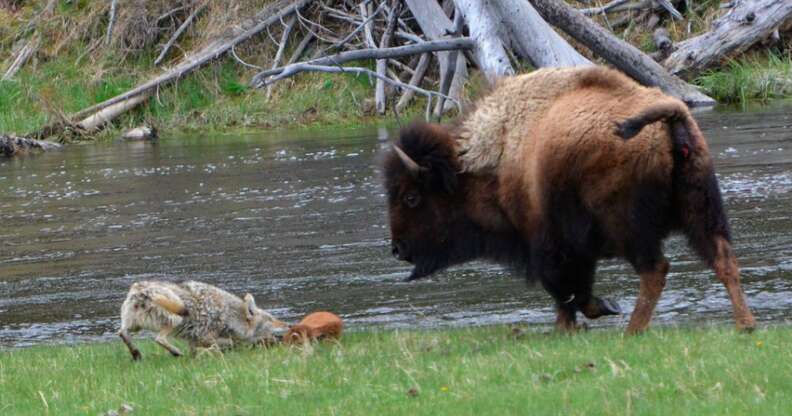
(383, 66, 755, 334)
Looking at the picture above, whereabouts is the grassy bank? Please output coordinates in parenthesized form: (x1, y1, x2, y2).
(1, 325, 789, 415)
(3, 2, 792, 141)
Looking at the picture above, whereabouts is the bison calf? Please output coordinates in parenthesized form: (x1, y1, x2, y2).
(119, 280, 287, 360)
(283, 311, 344, 345)
(383, 66, 755, 334)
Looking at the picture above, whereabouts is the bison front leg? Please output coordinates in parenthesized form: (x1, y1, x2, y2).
(626, 259, 669, 335)
(713, 237, 756, 331)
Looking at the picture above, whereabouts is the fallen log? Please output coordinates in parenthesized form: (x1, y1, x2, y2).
(404, 0, 468, 114)
(2, 36, 39, 81)
(256, 63, 461, 117)
(396, 53, 431, 112)
(154, 1, 209, 66)
(266, 15, 297, 99)
(581, 0, 631, 16)
(1, 134, 62, 157)
(250, 38, 475, 87)
(492, 0, 591, 68)
(529, 0, 715, 106)
(662, 0, 792, 77)
(76, 94, 151, 132)
(30, 0, 314, 139)
(453, 0, 515, 83)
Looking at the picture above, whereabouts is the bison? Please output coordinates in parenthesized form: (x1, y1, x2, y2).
(383, 66, 755, 334)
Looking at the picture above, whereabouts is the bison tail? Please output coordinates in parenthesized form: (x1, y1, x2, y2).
(615, 97, 704, 161)
(615, 97, 689, 140)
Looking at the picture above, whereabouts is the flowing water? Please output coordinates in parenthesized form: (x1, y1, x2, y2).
(2, 103, 792, 347)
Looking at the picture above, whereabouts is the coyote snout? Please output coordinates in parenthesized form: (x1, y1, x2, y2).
(118, 280, 287, 360)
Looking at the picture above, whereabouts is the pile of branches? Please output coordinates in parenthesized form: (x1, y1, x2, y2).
(2, 0, 791, 152)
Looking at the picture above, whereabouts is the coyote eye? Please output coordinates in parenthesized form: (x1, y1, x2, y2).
(403, 191, 420, 208)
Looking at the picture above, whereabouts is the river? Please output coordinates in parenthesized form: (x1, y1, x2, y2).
(1, 102, 791, 347)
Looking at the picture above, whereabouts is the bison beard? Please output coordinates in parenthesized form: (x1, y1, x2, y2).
(383, 67, 756, 334)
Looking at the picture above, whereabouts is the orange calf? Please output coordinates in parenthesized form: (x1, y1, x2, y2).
(283, 311, 343, 345)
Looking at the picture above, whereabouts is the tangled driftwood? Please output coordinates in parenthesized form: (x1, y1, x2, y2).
(6, 0, 792, 150)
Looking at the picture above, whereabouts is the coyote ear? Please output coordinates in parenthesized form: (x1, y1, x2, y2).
(243, 293, 257, 321)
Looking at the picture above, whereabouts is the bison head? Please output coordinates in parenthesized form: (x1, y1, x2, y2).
(384, 122, 474, 281)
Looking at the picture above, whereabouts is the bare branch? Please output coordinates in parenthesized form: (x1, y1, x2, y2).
(250, 37, 475, 87)
(105, 0, 118, 45)
(581, 0, 631, 16)
(396, 53, 431, 112)
(259, 63, 460, 112)
(267, 15, 298, 99)
(154, 2, 209, 66)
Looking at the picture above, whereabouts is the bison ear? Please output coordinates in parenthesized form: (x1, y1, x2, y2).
(243, 293, 257, 321)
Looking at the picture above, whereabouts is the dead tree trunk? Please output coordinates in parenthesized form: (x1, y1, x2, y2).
(30, 0, 314, 139)
(404, 0, 468, 114)
(1, 134, 62, 157)
(662, 0, 792, 77)
(529, 0, 715, 106)
(2, 36, 39, 81)
(453, 0, 514, 83)
(492, 0, 591, 67)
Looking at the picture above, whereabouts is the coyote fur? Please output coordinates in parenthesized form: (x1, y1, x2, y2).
(118, 280, 287, 360)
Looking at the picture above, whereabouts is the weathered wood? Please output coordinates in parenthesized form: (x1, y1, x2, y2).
(1, 134, 62, 157)
(77, 94, 151, 132)
(250, 38, 475, 87)
(492, 0, 591, 68)
(396, 53, 431, 112)
(286, 32, 315, 65)
(258, 63, 460, 114)
(654, 0, 683, 20)
(376, 1, 401, 114)
(105, 0, 118, 45)
(2, 36, 39, 81)
(581, 0, 631, 16)
(266, 14, 297, 99)
(154, 2, 209, 66)
(453, 0, 515, 83)
(404, 0, 468, 114)
(31, 0, 314, 139)
(663, 0, 792, 77)
(530, 0, 715, 106)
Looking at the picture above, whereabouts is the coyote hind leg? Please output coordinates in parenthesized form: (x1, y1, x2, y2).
(155, 326, 183, 357)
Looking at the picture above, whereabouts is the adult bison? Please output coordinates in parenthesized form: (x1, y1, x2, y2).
(383, 66, 755, 334)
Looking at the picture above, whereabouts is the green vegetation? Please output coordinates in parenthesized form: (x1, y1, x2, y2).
(695, 52, 792, 104)
(1, 325, 789, 415)
(1, 0, 791, 140)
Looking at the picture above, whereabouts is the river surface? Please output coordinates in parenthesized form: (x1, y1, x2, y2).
(2, 103, 792, 347)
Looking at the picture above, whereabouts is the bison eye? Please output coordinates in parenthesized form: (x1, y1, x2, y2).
(403, 191, 421, 208)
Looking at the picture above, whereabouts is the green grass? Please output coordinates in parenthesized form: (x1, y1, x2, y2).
(695, 52, 792, 104)
(1, 325, 790, 415)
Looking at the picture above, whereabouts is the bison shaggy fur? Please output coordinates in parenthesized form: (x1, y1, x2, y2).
(383, 66, 755, 334)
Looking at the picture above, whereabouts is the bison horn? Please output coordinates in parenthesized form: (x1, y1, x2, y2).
(393, 145, 425, 177)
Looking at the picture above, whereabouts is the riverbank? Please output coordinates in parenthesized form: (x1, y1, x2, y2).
(2, 1, 791, 142)
(1, 325, 789, 415)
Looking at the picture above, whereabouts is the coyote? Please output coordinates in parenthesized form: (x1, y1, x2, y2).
(118, 280, 287, 360)
(283, 311, 344, 345)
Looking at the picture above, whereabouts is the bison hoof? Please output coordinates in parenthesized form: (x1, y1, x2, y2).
(600, 298, 623, 316)
(131, 350, 142, 361)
